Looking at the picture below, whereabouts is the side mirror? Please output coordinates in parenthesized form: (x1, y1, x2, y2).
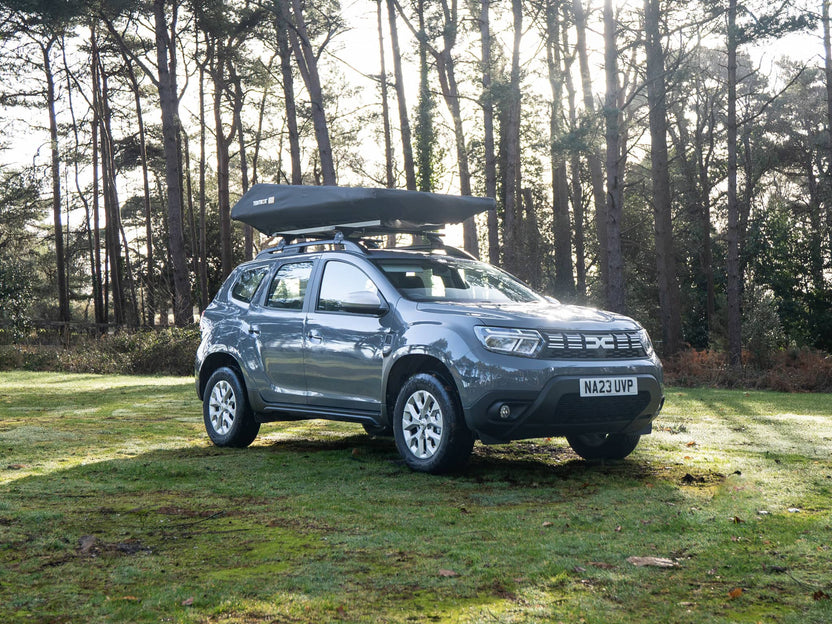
(341, 290, 389, 315)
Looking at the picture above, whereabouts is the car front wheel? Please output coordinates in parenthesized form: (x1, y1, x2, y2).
(566, 432, 641, 460)
(203, 367, 260, 448)
(393, 373, 474, 474)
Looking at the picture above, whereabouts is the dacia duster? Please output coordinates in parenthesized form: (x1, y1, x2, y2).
(196, 185, 664, 473)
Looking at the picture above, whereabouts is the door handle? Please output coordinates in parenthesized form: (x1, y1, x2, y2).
(248, 325, 260, 336)
(307, 330, 322, 343)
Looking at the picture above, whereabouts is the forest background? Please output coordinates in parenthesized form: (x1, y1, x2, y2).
(0, 0, 830, 389)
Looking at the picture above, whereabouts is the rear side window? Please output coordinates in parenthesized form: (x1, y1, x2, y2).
(230, 267, 268, 303)
(266, 261, 314, 309)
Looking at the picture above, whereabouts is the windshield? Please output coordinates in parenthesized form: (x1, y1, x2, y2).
(373, 256, 544, 304)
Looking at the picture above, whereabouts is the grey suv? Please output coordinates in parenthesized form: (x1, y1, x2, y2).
(195, 185, 664, 473)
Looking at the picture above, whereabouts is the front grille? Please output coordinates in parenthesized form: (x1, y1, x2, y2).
(543, 331, 646, 360)
(555, 392, 652, 424)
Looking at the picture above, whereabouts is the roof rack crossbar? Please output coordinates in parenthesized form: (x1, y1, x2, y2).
(256, 232, 366, 259)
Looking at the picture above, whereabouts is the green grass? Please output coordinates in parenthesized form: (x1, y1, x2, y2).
(1, 372, 832, 623)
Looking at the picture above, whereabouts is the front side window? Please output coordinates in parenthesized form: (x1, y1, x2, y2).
(230, 267, 268, 303)
(266, 261, 314, 309)
(317, 261, 381, 312)
(375, 257, 542, 304)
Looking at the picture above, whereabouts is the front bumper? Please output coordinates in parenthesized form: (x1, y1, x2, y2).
(464, 373, 664, 444)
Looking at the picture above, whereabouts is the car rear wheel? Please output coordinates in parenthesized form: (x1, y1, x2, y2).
(393, 373, 474, 474)
(566, 432, 641, 460)
(203, 367, 260, 448)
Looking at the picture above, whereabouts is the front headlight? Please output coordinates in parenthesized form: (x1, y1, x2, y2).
(475, 326, 543, 357)
(637, 327, 655, 358)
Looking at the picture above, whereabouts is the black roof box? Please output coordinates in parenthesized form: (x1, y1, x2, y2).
(230, 184, 494, 237)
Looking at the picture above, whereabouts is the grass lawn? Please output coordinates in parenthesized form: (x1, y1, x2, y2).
(1, 371, 831, 623)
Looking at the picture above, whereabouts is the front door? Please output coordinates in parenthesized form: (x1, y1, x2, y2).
(304, 260, 388, 414)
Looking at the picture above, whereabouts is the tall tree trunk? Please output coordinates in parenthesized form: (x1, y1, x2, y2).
(213, 52, 236, 278)
(233, 70, 254, 260)
(42, 36, 69, 325)
(545, 0, 575, 299)
(563, 18, 586, 300)
(477, 0, 499, 265)
(154, 0, 192, 326)
(125, 60, 155, 326)
(386, 0, 417, 190)
(806, 151, 825, 293)
(181, 130, 201, 309)
(414, 0, 436, 192)
(824, 0, 832, 256)
(604, 0, 626, 312)
(288, 0, 336, 185)
(726, 0, 742, 366)
(502, 0, 523, 277)
(275, 4, 302, 184)
(644, 0, 682, 355)
(197, 30, 209, 310)
(90, 28, 104, 326)
(603, 0, 625, 313)
(670, 94, 715, 344)
(63, 33, 98, 324)
(377, 0, 395, 189)
(251, 53, 277, 187)
(99, 63, 125, 325)
(431, 0, 478, 256)
(573, 0, 608, 295)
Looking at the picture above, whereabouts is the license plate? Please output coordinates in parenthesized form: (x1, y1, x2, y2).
(579, 376, 638, 397)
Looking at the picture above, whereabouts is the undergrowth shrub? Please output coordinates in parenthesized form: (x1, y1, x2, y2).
(0, 326, 200, 376)
(665, 347, 832, 392)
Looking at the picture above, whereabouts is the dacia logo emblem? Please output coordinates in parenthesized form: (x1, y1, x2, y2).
(584, 335, 615, 349)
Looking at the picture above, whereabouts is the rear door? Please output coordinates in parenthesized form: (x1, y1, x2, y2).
(248, 259, 317, 405)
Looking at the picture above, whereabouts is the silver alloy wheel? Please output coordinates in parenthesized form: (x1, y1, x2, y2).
(401, 389, 444, 459)
(208, 379, 236, 435)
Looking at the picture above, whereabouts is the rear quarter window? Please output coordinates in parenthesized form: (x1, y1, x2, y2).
(230, 267, 269, 303)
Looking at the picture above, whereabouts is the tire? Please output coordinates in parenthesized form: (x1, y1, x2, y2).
(362, 422, 393, 437)
(566, 432, 641, 460)
(393, 373, 474, 474)
(203, 367, 260, 448)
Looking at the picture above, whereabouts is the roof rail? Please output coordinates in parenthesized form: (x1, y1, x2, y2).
(256, 231, 367, 259)
(254, 228, 475, 260)
(400, 244, 476, 260)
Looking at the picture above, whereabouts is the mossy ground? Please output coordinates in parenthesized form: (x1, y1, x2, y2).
(1, 372, 831, 623)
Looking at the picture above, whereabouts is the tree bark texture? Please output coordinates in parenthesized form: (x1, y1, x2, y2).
(502, 0, 523, 277)
(42, 36, 70, 324)
(154, 0, 192, 326)
(288, 0, 336, 186)
(377, 0, 395, 189)
(824, 0, 832, 256)
(386, 0, 417, 190)
(726, 0, 742, 366)
(477, 0, 500, 265)
(603, 0, 625, 313)
(545, 0, 576, 299)
(644, 0, 682, 355)
(275, 3, 303, 185)
(573, 0, 608, 294)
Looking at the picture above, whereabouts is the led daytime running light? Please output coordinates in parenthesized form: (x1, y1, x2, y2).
(475, 327, 543, 357)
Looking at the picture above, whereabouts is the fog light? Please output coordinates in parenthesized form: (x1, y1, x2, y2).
(499, 404, 511, 419)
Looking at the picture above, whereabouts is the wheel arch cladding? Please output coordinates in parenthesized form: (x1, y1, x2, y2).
(385, 354, 459, 419)
(199, 351, 246, 399)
